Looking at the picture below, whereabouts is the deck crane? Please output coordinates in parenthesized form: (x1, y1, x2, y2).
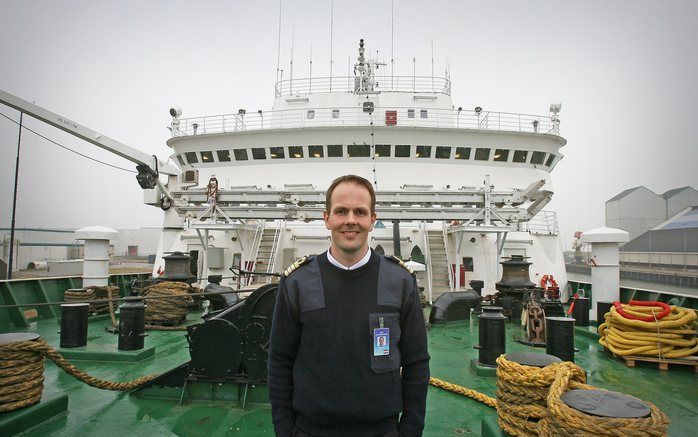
(0, 89, 180, 189)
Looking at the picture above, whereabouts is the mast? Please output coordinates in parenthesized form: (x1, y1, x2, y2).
(329, 0, 334, 92)
(276, 0, 282, 84)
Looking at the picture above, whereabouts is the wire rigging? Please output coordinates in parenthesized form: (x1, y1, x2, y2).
(0, 112, 136, 174)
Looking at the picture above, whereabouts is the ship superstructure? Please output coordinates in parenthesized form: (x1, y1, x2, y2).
(155, 40, 567, 299)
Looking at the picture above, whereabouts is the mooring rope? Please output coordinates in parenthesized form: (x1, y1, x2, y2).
(64, 285, 119, 316)
(0, 338, 157, 413)
(430, 355, 670, 436)
(598, 303, 698, 358)
(141, 281, 195, 327)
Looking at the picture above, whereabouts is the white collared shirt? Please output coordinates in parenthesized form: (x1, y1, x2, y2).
(326, 247, 371, 270)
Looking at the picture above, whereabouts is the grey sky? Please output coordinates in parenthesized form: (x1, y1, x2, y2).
(1, 0, 697, 249)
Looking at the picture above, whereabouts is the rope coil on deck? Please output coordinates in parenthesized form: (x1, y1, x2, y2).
(430, 355, 670, 436)
(598, 302, 698, 358)
(64, 285, 119, 315)
(0, 337, 157, 412)
(141, 281, 195, 328)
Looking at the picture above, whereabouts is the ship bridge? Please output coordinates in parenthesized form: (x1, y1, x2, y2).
(164, 39, 565, 193)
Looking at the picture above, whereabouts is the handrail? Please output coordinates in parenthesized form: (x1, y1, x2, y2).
(170, 107, 555, 138)
(422, 221, 434, 305)
(245, 221, 264, 286)
(274, 75, 451, 97)
(442, 221, 454, 292)
(266, 221, 284, 283)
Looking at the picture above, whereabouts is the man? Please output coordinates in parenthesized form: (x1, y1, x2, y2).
(268, 175, 430, 437)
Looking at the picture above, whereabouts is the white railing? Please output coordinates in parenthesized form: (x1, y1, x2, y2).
(421, 221, 434, 304)
(620, 252, 698, 269)
(266, 220, 284, 282)
(522, 211, 559, 235)
(171, 107, 556, 137)
(274, 75, 452, 97)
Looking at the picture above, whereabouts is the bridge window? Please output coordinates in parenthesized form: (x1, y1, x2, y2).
(395, 145, 411, 157)
(309, 145, 324, 158)
(177, 155, 186, 166)
(307, 110, 315, 119)
(332, 109, 340, 118)
(288, 146, 303, 158)
(493, 149, 509, 162)
(252, 148, 267, 160)
(420, 109, 428, 119)
(415, 145, 432, 158)
(185, 152, 198, 164)
(201, 151, 214, 162)
(530, 151, 546, 165)
(407, 109, 415, 118)
(234, 149, 248, 161)
(327, 144, 343, 157)
(375, 144, 391, 157)
(217, 150, 231, 162)
(348, 144, 370, 157)
(463, 256, 474, 272)
(435, 146, 451, 159)
(455, 147, 471, 160)
(513, 150, 528, 163)
(545, 154, 556, 166)
(270, 147, 285, 159)
(474, 148, 491, 161)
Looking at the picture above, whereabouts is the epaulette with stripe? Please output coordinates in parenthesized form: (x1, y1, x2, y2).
(283, 256, 312, 277)
(387, 255, 415, 276)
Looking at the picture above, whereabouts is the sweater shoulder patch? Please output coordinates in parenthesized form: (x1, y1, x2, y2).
(283, 256, 312, 277)
(386, 255, 415, 276)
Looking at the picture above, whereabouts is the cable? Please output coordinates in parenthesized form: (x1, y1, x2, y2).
(0, 112, 136, 174)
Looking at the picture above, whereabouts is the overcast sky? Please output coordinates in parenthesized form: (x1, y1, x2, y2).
(1, 0, 697, 249)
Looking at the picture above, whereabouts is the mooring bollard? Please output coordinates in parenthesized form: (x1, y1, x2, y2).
(596, 301, 614, 325)
(60, 303, 90, 348)
(477, 306, 506, 366)
(118, 297, 147, 351)
(572, 297, 590, 327)
(546, 316, 575, 362)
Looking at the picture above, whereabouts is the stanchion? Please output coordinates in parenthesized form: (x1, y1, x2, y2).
(546, 316, 575, 362)
(60, 303, 89, 348)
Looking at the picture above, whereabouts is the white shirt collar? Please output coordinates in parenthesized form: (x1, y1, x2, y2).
(326, 247, 372, 270)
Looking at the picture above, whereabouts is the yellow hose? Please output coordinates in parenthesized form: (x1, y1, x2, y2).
(598, 304, 698, 358)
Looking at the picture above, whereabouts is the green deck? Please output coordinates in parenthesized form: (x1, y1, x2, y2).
(1, 310, 696, 436)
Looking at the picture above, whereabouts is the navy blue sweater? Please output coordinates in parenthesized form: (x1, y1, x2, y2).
(268, 252, 430, 437)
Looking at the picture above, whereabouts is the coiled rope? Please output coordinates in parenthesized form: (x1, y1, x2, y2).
(598, 302, 698, 358)
(64, 285, 118, 315)
(142, 281, 195, 328)
(0, 337, 156, 413)
(429, 355, 669, 436)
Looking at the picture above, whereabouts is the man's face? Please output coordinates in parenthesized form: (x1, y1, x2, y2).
(323, 181, 377, 260)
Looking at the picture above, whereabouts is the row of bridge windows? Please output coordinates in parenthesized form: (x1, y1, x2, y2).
(178, 145, 556, 167)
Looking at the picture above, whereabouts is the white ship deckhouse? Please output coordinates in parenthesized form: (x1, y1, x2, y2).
(153, 39, 568, 301)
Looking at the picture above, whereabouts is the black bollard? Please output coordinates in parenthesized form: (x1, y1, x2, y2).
(572, 297, 590, 327)
(470, 280, 484, 315)
(546, 316, 575, 362)
(477, 306, 506, 367)
(118, 297, 147, 351)
(505, 351, 561, 368)
(60, 303, 90, 348)
(562, 389, 651, 418)
(596, 301, 614, 325)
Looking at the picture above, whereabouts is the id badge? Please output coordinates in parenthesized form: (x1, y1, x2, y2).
(373, 328, 390, 356)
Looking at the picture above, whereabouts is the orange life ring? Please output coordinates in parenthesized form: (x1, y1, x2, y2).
(540, 274, 558, 290)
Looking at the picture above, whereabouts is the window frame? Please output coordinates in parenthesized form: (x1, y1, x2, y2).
(395, 145, 411, 157)
(233, 149, 249, 161)
(474, 148, 491, 161)
(251, 148, 267, 160)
